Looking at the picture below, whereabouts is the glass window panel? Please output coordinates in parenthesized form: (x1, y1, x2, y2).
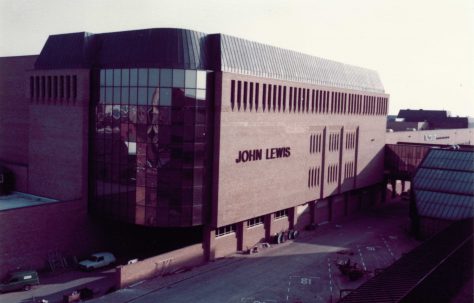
(137, 106, 147, 124)
(113, 87, 121, 104)
(138, 68, 148, 86)
(130, 87, 138, 104)
(121, 69, 130, 86)
(196, 89, 206, 100)
(160, 69, 172, 87)
(194, 168, 204, 186)
(136, 168, 146, 186)
(121, 106, 129, 123)
(147, 144, 159, 167)
(138, 87, 147, 105)
(159, 126, 171, 144)
(185, 70, 197, 88)
(149, 108, 159, 124)
(185, 88, 196, 98)
(158, 149, 171, 168)
(158, 107, 171, 125)
(130, 69, 138, 86)
(148, 87, 159, 105)
(113, 69, 121, 86)
(121, 87, 129, 103)
(112, 105, 121, 121)
(100, 70, 105, 86)
(100, 87, 105, 103)
(196, 71, 206, 89)
(160, 88, 172, 106)
(147, 125, 159, 143)
(172, 69, 185, 88)
(183, 108, 196, 125)
(105, 87, 113, 104)
(183, 125, 195, 142)
(128, 124, 137, 141)
(106, 69, 113, 86)
(149, 68, 159, 86)
(196, 108, 206, 123)
(171, 88, 185, 107)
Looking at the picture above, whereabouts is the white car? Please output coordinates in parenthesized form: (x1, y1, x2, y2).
(79, 252, 116, 271)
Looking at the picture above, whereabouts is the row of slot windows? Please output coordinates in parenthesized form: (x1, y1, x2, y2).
(230, 80, 388, 115)
(345, 133, 356, 150)
(275, 209, 289, 219)
(344, 162, 355, 179)
(215, 210, 289, 237)
(30, 75, 77, 100)
(310, 134, 323, 154)
(328, 133, 341, 152)
(327, 164, 339, 184)
(247, 216, 264, 228)
(308, 167, 321, 188)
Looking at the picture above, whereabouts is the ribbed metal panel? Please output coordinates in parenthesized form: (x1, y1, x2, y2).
(35, 28, 386, 93)
(413, 149, 474, 220)
(339, 219, 473, 302)
(34, 32, 95, 69)
(219, 34, 385, 93)
(35, 28, 209, 70)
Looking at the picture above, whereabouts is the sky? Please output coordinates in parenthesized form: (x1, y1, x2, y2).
(1, 0, 472, 117)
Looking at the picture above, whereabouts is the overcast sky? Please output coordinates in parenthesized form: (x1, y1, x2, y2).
(1, 0, 472, 117)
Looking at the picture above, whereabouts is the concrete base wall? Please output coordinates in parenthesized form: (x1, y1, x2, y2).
(315, 199, 330, 224)
(242, 224, 266, 250)
(331, 195, 346, 220)
(294, 204, 311, 230)
(347, 193, 360, 214)
(116, 243, 204, 288)
(214, 233, 238, 259)
(271, 217, 290, 235)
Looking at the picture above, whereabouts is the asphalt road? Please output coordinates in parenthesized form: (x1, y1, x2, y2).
(90, 200, 419, 303)
(0, 267, 116, 303)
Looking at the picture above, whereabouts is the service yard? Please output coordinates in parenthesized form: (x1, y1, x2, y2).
(90, 199, 419, 303)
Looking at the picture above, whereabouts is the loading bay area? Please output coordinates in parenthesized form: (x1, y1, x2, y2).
(89, 199, 419, 303)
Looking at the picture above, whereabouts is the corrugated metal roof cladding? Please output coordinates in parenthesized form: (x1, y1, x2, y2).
(413, 149, 474, 220)
(34, 28, 385, 93)
(218, 34, 385, 93)
(339, 219, 473, 302)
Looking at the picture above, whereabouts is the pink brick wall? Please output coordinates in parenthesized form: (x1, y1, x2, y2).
(116, 243, 205, 288)
(270, 216, 290, 236)
(294, 204, 311, 230)
(0, 56, 36, 165)
(214, 232, 238, 259)
(0, 200, 103, 277)
(242, 223, 265, 250)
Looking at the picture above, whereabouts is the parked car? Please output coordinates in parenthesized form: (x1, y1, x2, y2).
(0, 270, 39, 293)
(79, 252, 116, 271)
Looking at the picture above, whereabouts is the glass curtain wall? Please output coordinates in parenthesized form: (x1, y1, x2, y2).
(93, 68, 208, 226)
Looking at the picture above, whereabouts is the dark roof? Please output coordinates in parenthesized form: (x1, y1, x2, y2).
(34, 28, 384, 93)
(339, 219, 473, 303)
(413, 149, 474, 220)
(35, 29, 209, 70)
(397, 109, 449, 122)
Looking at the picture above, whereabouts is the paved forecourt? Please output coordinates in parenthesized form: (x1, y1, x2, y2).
(91, 200, 418, 303)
